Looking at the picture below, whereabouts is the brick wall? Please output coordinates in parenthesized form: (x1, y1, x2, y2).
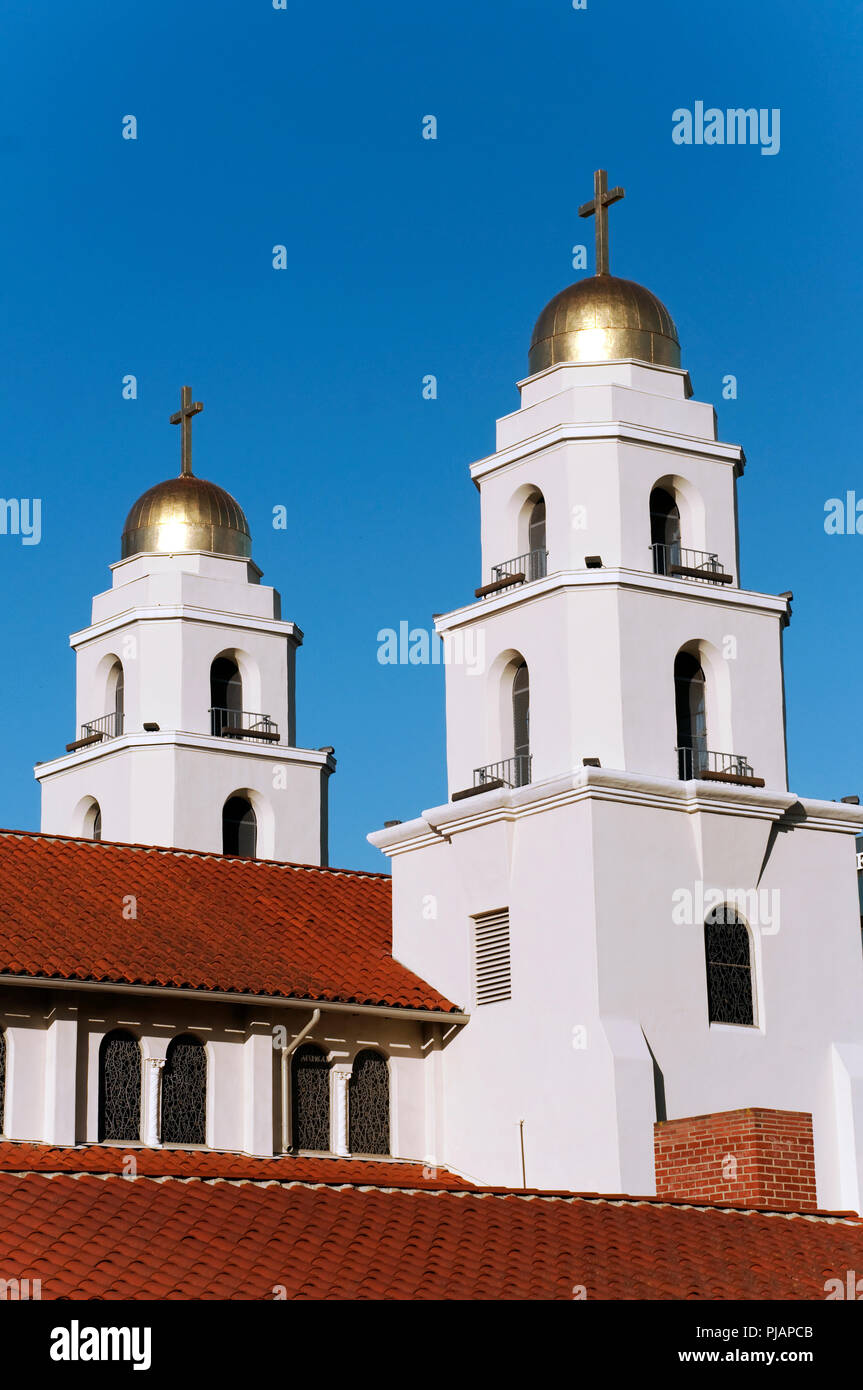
(654, 1108, 817, 1211)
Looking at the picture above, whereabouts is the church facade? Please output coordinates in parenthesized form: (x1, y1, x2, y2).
(4, 171, 863, 1216)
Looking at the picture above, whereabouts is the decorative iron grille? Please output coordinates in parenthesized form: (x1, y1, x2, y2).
(290, 1044, 330, 1151)
(98, 1030, 141, 1141)
(705, 909, 754, 1026)
(161, 1035, 207, 1145)
(348, 1050, 390, 1156)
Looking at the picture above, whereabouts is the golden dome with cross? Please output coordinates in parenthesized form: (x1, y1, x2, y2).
(528, 170, 680, 375)
(120, 386, 252, 560)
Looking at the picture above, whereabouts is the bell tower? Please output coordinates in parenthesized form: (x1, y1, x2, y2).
(370, 174, 863, 1208)
(36, 386, 334, 864)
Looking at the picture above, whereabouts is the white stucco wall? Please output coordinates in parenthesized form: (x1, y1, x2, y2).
(0, 988, 433, 1163)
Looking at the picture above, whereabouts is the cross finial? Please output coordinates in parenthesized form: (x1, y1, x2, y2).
(170, 385, 203, 477)
(578, 169, 625, 277)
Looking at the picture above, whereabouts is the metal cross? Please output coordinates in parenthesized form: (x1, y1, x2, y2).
(578, 169, 625, 277)
(170, 385, 204, 477)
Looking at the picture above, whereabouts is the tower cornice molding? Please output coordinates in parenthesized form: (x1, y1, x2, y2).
(34, 732, 335, 780)
(469, 421, 745, 484)
(433, 568, 789, 632)
(68, 606, 304, 651)
(368, 770, 863, 857)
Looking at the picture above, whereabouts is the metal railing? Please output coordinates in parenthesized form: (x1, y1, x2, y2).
(476, 548, 548, 599)
(676, 746, 755, 781)
(493, 548, 547, 585)
(81, 711, 123, 741)
(210, 708, 280, 742)
(473, 755, 532, 790)
(651, 543, 731, 584)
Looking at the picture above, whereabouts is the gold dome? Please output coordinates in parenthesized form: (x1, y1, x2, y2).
(528, 274, 680, 374)
(121, 474, 252, 559)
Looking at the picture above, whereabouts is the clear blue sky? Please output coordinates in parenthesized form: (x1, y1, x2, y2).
(0, 0, 860, 871)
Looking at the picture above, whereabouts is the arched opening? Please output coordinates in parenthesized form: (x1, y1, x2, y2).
(650, 486, 681, 575)
(210, 656, 243, 737)
(512, 661, 530, 786)
(527, 496, 547, 579)
(98, 1030, 142, 1142)
(674, 651, 707, 778)
(161, 1035, 207, 1145)
(222, 796, 257, 857)
(107, 661, 124, 737)
(348, 1050, 390, 1156)
(83, 800, 102, 842)
(290, 1044, 331, 1152)
(704, 906, 754, 1025)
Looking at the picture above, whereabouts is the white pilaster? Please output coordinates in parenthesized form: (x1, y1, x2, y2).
(332, 1067, 350, 1156)
(43, 1002, 78, 1146)
(144, 1059, 164, 1147)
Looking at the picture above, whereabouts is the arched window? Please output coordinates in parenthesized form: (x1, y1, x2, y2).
(705, 907, 754, 1026)
(650, 486, 681, 575)
(348, 1050, 390, 1156)
(98, 1030, 141, 1141)
(528, 497, 547, 579)
(161, 1035, 206, 1145)
(210, 656, 243, 737)
(222, 796, 257, 857)
(674, 651, 707, 778)
(290, 1044, 330, 1152)
(84, 800, 102, 842)
(512, 661, 530, 786)
(0, 1029, 6, 1135)
(108, 661, 124, 736)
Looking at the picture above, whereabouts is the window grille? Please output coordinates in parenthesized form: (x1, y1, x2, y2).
(290, 1044, 330, 1151)
(161, 1035, 207, 1145)
(705, 907, 754, 1026)
(348, 1050, 390, 1156)
(98, 1030, 141, 1141)
(474, 909, 512, 1005)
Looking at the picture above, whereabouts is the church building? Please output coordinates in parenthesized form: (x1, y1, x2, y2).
(1, 171, 862, 1299)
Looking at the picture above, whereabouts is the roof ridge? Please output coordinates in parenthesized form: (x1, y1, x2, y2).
(3, 1166, 858, 1221)
(0, 827, 391, 881)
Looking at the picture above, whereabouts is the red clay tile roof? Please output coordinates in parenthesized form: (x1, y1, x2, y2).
(0, 830, 456, 1013)
(0, 1143, 860, 1299)
(0, 1142, 476, 1190)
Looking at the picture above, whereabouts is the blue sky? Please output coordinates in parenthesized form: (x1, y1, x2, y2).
(0, 0, 860, 870)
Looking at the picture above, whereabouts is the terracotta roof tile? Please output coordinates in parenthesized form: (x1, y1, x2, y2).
(0, 1142, 859, 1299)
(0, 830, 456, 1012)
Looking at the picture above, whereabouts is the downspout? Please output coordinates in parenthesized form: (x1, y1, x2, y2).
(280, 1008, 321, 1153)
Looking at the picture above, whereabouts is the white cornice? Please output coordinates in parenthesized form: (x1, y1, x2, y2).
(34, 732, 335, 780)
(69, 606, 303, 650)
(469, 420, 744, 483)
(433, 568, 789, 631)
(515, 357, 694, 395)
(368, 768, 863, 857)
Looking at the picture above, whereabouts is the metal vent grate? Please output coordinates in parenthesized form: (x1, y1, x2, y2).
(474, 909, 512, 1005)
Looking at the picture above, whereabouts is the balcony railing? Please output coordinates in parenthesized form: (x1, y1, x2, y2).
(652, 543, 732, 585)
(676, 746, 764, 787)
(475, 549, 548, 600)
(65, 710, 124, 754)
(210, 708, 280, 743)
(82, 711, 123, 740)
(451, 755, 532, 802)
